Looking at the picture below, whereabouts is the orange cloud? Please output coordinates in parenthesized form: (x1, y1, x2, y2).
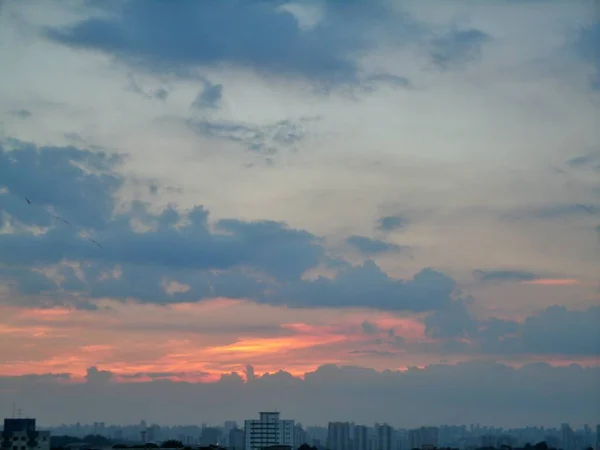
(521, 278, 579, 286)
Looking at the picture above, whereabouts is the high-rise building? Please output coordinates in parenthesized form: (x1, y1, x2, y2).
(230, 428, 245, 450)
(561, 424, 575, 450)
(1, 419, 50, 450)
(408, 427, 438, 450)
(244, 412, 294, 450)
(354, 426, 370, 450)
(294, 424, 307, 447)
(327, 422, 351, 450)
(376, 424, 395, 450)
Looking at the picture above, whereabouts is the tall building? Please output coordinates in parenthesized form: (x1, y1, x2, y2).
(230, 428, 245, 450)
(294, 424, 307, 447)
(561, 424, 575, 450)
(1, 419, 50, 450)
(408, 427, 438, 450)
(327, 422, 351, 450)
(376, 424, 395, 450)
(354, 426, 370, 450)
(244, 412, 294, 450)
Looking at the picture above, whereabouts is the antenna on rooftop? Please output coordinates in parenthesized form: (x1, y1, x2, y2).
(12, 402, 16, 418)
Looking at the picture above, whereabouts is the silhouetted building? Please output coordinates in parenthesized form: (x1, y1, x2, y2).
(230, 428, 245, 450)
(408, 427, 438, 450)
(354, 425, 369, 450)
(1, 419, 50, 450)
(327, 422, 351, 450)
(376, 424, 395, 450)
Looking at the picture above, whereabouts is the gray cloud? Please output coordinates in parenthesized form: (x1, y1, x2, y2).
(430, 28, 492, 69)
(422, 302, 600, 357)
(0, 362, 596, 426)
(9, 109, 32, 119)
(186, 116, 316, 156)
(0, 139, 122, 230)
(377, 215, 408, 232)
(192, 79, 223, 110)
(504, 203, 600, 221)
(473, 270, 541, 283)
(43, 0, 491, 85)
(567, 150, 600, 171)
(46, 0, 365, 82)
(361, 320, 379, 335)
(0, 139, 461, 313)
(574, 22, 599, 89)
(346, 235, 405, 255)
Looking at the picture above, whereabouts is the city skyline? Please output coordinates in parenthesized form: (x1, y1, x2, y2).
(0, 0, 599, 429)
(4, 415, 598, 450)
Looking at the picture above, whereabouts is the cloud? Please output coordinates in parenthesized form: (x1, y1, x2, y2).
(45, 0, 366, 82)
(430, 28, 492, 69)
(361, 320, 378, 335)
(126, 73, 169, 100)
(346, 235, 404, 255)
(0, 139, 122, 230)
(377, 215, 408, 232)
(575, 22, 600, 88)
(422, 302, 600, 357)
(567, 150, 600, 171)
(473, 270, 542, 283)
(192, 79, 223, 110)
(85, 366, 113, 384)
(186, 116, 316, 156)
(0, 362, 597, 426)
(9, 109, 32, 119)
(0, 139, 461, 313)
(278, 262, 458, 312)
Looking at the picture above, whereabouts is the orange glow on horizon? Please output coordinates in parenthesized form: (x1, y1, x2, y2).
(521, 278, 579, 286)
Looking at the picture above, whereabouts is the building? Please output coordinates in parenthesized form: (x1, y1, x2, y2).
(327, 422, 351, 450)
(244, 412, 294, 450)
(561, 424, 575, 450)
(376, 424, 395, 450)
(229, 428, 245, 450)
(408, 427, 438, 450)
(294, 424, 307, 447)
(354, 426, 370, 450)
(1, 419, 50, 450)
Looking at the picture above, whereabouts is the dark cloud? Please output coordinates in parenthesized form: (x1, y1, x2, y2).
(46, 0, 365, 82)
(346, 235, 404, 255)
(0, 139, 459, 313)
(574, 22, 600, 89)
(9, 109, 32, 119)
(127, 73, 169, 100)
(278, 262, 458, 312)
(0, 362, 596, 426)
(44, 1, 490, 85)
(377, 215, 408, 232)
(473, 270, 541, 283)
(192, 80, 223, 110)
(430, 28, 492, 69)
(424, 299, 477, 339)
(361, 320, 378, 335)
(567, 150, 600, 171)
(0, 139, 122, 230)
(186, 116, 316, 156)
(85, 366, 113, 384)
(422, 302, 600, 357)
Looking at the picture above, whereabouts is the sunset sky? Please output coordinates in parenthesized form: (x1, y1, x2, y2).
(0, 0, 599, 427)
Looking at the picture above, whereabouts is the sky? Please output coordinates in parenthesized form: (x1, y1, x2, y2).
(0, 0, 599, 428)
